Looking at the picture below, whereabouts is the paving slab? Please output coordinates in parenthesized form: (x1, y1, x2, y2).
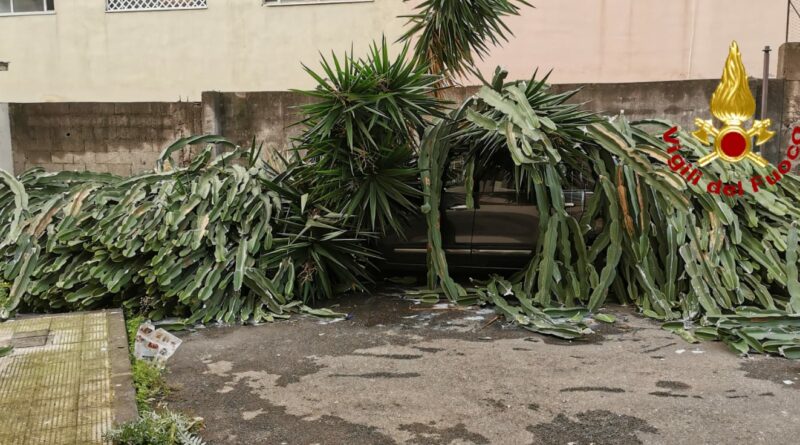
(0, 310, 136, 445)
(165, 291, 800, 445)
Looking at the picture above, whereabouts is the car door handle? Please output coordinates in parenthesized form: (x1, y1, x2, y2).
(449, 205, 469, 210)
(472, 249, 533, 256)
(393, 248, 428, 254)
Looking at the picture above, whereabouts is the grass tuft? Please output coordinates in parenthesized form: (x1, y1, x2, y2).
(105, 410, 206, 445)
(132, 360, 168, 412)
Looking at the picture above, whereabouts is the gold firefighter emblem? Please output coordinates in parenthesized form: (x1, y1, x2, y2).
(692, 41, 774, 168)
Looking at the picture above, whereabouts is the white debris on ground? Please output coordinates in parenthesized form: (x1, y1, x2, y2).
(134, 322, 182, 363)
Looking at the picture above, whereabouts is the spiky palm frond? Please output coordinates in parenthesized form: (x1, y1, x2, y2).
(295, 38, 445, 236)
(399, 0, 533, 80)
(296, 37, 443, 152)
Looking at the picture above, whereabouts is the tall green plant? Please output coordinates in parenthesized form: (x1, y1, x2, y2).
(0, 137, 373, 322)
(399, 0, 532, 81)
(420, 69, 800, 356)
(294, 38, 445, 235)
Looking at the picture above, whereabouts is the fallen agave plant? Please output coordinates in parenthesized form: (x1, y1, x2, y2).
(419, 69, 800, 357)
(0, 136, 375, 323)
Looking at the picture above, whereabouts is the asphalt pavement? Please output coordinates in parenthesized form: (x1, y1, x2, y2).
(165, 289, 800, 445)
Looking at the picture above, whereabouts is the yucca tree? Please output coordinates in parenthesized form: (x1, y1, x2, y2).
(399, 0, 532, 84)
(294, 38, 445, 236)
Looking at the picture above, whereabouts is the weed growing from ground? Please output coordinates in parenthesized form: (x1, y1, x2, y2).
(105, 410, 206, 445)
(107, 315, 204, 445)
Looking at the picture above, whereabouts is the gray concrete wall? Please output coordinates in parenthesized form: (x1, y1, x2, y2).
(6, 76, 791, 175)
(206, 79, 786, 163)
(0, 103, 11, 173)
(778, 42, 800, 159)
(9, 102, 202, 175)
(550, 79, 785, 163)
(212, 91, 317, 158)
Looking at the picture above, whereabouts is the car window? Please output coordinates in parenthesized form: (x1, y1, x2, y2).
(443, 154, 468, 208)
(476, 163, 596, 207)
(447, 154, 594, 208)
(563, 166, 594, 205)
(479, 170, 515, 193)
(477, 164, 534, 205)
(444, 154, 466, 189)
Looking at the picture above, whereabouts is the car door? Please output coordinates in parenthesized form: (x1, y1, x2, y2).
(470, 164, 591, 270)
(379, 155, 475, 269)
(439, 181, 475, 267)
(470, 168, 538, 270)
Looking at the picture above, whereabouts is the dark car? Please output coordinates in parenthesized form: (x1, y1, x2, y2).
(378, 157, 591, 273)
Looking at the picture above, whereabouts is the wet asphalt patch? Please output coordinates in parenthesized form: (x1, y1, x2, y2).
(740, 357, 800, 389)
(649, 391, 689, 398)
(329, 372, 421, 379)
(399, 422, 490, 445)
(655, 380, 691, 391)
(528, 410, 658, 445)
(350, 353, 423, 360)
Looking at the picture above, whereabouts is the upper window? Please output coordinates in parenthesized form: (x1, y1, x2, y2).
(106, 0, 207, 12)
(0, 0, 54, 15)
(264, 0, 372, 5)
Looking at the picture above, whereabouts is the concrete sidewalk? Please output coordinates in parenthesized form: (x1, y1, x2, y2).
(0, 310, 136, 445)
(165, 291, 800, 445)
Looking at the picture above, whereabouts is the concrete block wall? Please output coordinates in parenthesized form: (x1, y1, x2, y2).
(9, 102, 202, 175)
(6, 71, 796, 176)
(211, 91, 317, 158)
(779, 43, 800, 155)
(551, 79, 785, 163)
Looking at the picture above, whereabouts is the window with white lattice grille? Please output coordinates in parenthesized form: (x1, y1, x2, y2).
(264, 0, 373, 5)
(106, 0, 207, 12)
(0, 0, 54, 15)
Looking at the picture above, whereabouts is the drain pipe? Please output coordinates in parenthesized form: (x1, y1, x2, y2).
(762, 46, 771, 121)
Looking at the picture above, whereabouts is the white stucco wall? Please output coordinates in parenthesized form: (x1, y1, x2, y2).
(0, 0, 413, 102)
(0, 0, 789, 103)
(471, 0, 788, 85)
